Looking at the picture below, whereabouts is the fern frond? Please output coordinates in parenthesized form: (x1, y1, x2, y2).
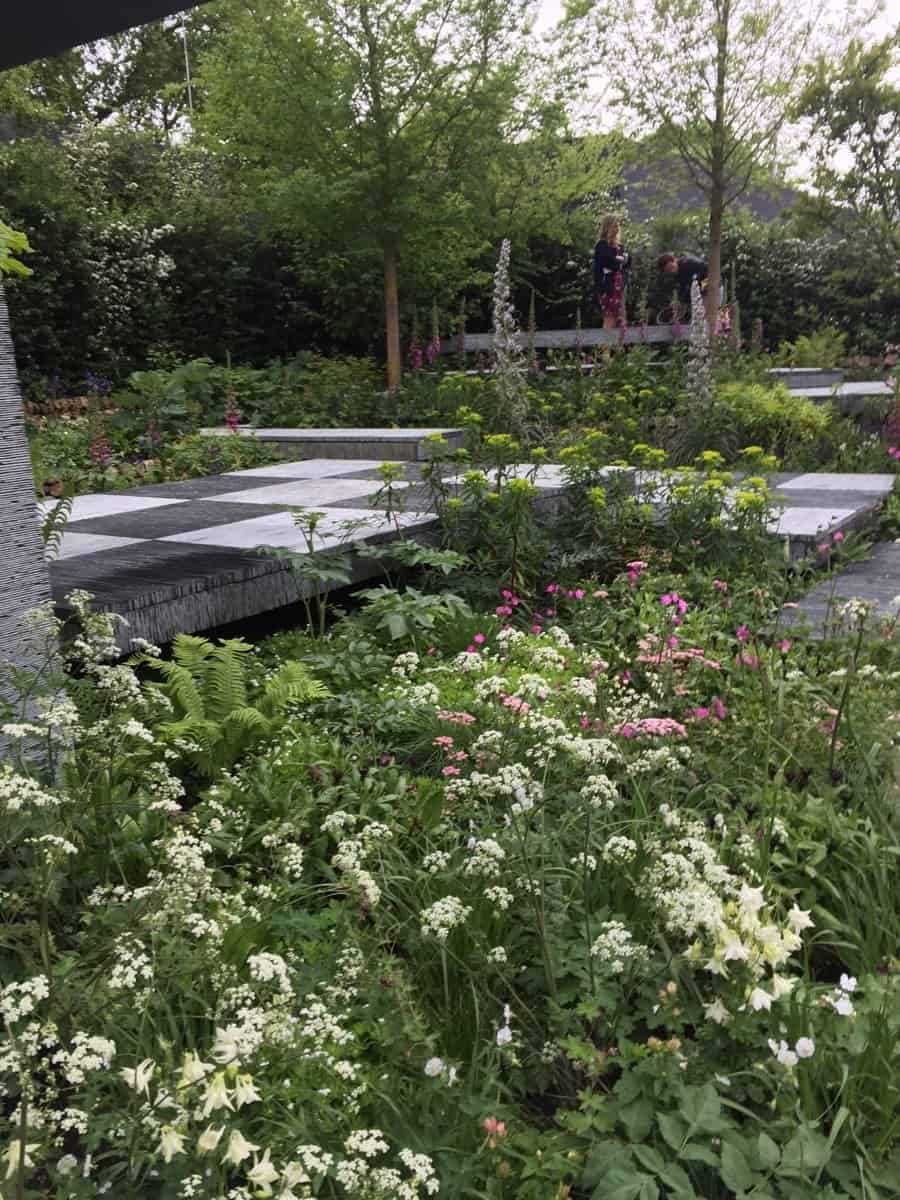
(261, 661, 330, 716)
(40, 496, 73, 562)
(206, 640, 252, 722)
(150, 660, 207, 719)
(171, 634, 217, 677)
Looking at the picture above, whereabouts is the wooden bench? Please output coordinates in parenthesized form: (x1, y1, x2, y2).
(439, 325, 691, 354)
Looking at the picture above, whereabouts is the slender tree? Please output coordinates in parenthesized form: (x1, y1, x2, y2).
(572, 0, 818, 330)
(795, 30, 900, 262)
(199, 0, 535, 390)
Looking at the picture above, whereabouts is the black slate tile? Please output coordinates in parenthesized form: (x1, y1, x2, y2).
(49, 541, 285, 609)
(67, 501, 284, 538)
(124, 475, 288, 499)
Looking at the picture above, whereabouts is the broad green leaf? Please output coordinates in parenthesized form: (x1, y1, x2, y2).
(780, 1126, 831, 1176)
(658, 1163, 697, 1199)
(680, 1144, 720, 1168)
(720, 1141, 756, 1194)
(681, 1084, 726, 1136)
(657, 1112, 685, 1153)
(592, 1166, 659, 1200)
(756, 1132, 780, 1170)
(620, 1096, 654, 1142)
(582, 1144, 634, 1188)
(633, 1145, 666, 1176)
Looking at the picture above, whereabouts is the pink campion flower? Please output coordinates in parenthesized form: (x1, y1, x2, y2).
(667, 636, 679, 649)
(545, 583, 560, 594)
(736, 625, 750, 642)
(713, 578, 728, 593)
(466, 644, 476, 653)
(693, 706, 710, 720)
(711, 696, 727, 720)
(531, 624, 543, 634)
(817, 543, 830, 554)
(379, 754, 395, 766)
(739, 652, 760, 669)
(621, 669, 632, 685)
(496, 605, 513, 617)
(473, 633, 486, 645)
(501, 589, 513, 600)
(833, 531, 844, 543)
(779, 639, 792, 653)
(671, 616, 682, 627)
(442, 765, 461, 777)
(573, 588, 586, 600)
(546, 608, 555, 617)
(580, 716, 590, 729)
(889, 446, 900, 460)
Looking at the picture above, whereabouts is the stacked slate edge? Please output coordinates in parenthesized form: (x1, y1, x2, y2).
(0, 284, 55, 719)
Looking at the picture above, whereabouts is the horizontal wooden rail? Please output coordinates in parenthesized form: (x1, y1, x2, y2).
(440, 325, 690, 353)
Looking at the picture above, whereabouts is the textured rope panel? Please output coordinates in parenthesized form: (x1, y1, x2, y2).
(0, 284, 52, 677)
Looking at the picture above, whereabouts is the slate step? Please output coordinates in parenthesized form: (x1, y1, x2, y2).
(787, 542, 900, 637)
(202, 426, 465, 462)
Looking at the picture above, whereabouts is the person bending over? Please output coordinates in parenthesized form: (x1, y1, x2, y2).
(658, 252, 707, 312)
(594, 215, 631, 329)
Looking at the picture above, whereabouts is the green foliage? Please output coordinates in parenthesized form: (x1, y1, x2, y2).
(136, 633, 329, 777)
(776, 328, 848, 369)
(38, 496, 73, 562)
(0, 220, 32, 277)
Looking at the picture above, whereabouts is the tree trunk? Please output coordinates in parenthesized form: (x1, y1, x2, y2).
(707, 184, 725, 334)
(707, 0, 730, 336)
(383, 242, 402, 392)
(0, 283, 53, 702)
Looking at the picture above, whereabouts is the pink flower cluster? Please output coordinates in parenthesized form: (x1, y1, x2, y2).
(618, 717, 688, 739)
(501, 694, 532, 715)
(466, 632, 487, 652)
(437, 710, 476, 726)
(692, 696, 727, 721)
(635, 637, 721, 671)
(713, 578, 728, 594)
(433, 734, 469, 777)
(496, 589, 522, 619)
(626, 560, 648, 587)
(888, 446, 900, 461)
(661, 591, 688, 616)
(817, 531, 845, 553)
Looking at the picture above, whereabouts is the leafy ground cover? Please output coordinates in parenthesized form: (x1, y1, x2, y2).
(2, 525, 899, 1198)
(25, 348, 900, 497)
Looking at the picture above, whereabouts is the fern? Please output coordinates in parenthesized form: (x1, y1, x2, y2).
(136, 635, 327, 779)
(40, 496, 73, 562)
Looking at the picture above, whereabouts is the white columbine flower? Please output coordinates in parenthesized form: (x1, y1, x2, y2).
(496, 1025, 513, 1047)
(56, 1154, 78, 1176)
(839, 974, 857, 993)
(234, 1073, 262, 1109)
(121, 1058, 155, 1097)
(768, 1039, 798, 1069)
(222, 1130, 260, 1167)
(201, 1072, 234, 1118)
(424, 1057, 445, 1077)
(787, 906, 814, 934)
(703, 998, 731, 1025)
(197, 1126, 225, 1154)
(178, 1051, 212, 1088)
(246, 1149, 280, 1195)
(158, 1126, 186, 1164)
(795, 1037, 815, 1059)
(748, 987, 773, 1012)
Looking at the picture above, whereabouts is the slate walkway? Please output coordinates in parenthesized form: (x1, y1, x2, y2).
(787, 542, 900, 636)
(45, 461, 896, 649)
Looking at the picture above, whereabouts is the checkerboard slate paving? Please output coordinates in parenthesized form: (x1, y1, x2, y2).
(44, 457, 898, 649)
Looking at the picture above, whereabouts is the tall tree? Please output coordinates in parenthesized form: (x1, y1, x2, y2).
(199, 0, 537, 389)
(570, 0, 816, 330)
(794, 30, 900, 263)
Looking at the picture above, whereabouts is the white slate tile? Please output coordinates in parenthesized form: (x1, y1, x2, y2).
(205, 479, 402, 506)
(54, 532, 143, 560)
(778, 473, 895, 494)
(224, 459, 399, 480)
(161, 508, 434, 552)
(39, 494, 188, 522)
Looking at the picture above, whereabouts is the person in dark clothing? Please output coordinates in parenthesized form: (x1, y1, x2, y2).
(594, 215, 631, 329)
(658, 252, 708, 310)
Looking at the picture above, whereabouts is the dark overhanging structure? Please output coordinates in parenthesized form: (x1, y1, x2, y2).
(0, 3, 207, 683)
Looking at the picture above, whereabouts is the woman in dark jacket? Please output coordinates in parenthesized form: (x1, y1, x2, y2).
(593, 215, 631, 329)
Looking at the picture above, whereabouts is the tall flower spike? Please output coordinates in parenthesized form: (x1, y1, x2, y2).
(491, 239, 528, 438)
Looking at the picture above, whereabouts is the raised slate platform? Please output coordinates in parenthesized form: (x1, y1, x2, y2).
(768, 367, 844, 390)
(47, 459, 439, 649)
(787, 542, 900, 636)
(788, 380, 892, 415)
(45, 461, 896, 650)
(202, 426, 465, 462)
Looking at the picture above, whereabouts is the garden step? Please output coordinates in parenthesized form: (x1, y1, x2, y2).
(201, 425, 465, 462)
(786, 542, 900, 637)
(768, 367, 844, 389)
